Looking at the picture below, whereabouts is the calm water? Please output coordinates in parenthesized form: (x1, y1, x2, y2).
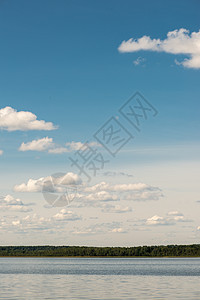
(0, 257, 200, 299)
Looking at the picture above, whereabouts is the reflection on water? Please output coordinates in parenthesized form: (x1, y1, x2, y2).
(0, 258, 200, 299)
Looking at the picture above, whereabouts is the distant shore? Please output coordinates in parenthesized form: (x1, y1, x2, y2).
(0, 244, 200, 257)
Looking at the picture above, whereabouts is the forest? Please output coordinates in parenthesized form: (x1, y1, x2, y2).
(0, 244, 200, 257)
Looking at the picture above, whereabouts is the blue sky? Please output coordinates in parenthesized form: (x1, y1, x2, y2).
(0, 0, 200, 246)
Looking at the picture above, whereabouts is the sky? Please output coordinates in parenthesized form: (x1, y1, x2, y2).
(0, 0, 200, 246)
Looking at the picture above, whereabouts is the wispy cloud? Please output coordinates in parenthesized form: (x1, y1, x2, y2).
(133, 56, 145, 66)
(72, 222, 123, 235)
(103, 171, 134, 178)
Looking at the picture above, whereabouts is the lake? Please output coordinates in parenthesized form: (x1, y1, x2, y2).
(0, 257, 200, 299)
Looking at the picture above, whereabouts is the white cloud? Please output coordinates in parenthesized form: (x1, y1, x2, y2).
(3, 194, 23, 205)
(14, 178, 46, 192)
(53, 209, 81, 221)
(84, 182, 152, 193)
(125, 190, 162, 201)
(167, 211, 185, 221)
(12, 220, 21, 226)
(72, 222, 123, 235)
(84, 191, 119, 202)
(19, 137, 54, 152)
(14, 172, 82, 193)
(16, 214, 52, 231)
(48, 147, 69, 154)
(83, 182, 162, 201)
(15, 178, 157, 196)
(111, 227, 125, 233)
(72, 228, 95, 235)
(71, 181, 162, 208)
(14, 174, 162, 212)
(65, 141, 101, 151)
(118, 28, 200, 69)
(167, 211, 183, 216)
(49, 141, 101, 154)
(7, 206, 32, 212)
(146, 211, 191, 226)
(0, 150, 3, 155)
(70, 180, 162, 208)
(19, 139, 101, 154)
(133, 56, 145, 66)
(0, 195, 32, 212)
(0, 207, 81, 232)
(146, 215, 168, 226)
(102, 204, 132, 213)
(103, 171, 134, 178)
(47, 141, 100, 154)
(0, 107, 57, 131)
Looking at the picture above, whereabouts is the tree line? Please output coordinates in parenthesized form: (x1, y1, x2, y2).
(0, 244, 200, 257)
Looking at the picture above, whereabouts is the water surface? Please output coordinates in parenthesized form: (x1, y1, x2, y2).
(0, 257, 200, 299)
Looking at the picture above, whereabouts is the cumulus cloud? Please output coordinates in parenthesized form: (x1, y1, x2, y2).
(0, 150, 3, 155)
(15, 177, 157, 196)
(14, 174, 162, 211)
(84, 191, 119, 202)
(118, 28, 200, 69)
(19, 137, 54, 152)
(146, 215, 170, 226)
(19, 139, 101, 154)
(68, 181, 162, 209)
(0, 208, 81, 232)
(0, 107, 57, 131)
(0, 195, 32, 212)
(74, 180, 163, 209)
(14, 172, 82, 193)
(146, 211, 191, 226)
(9, 214, 51, 231)
(84, 182, 151, 193)
(53, 209, 81, 221)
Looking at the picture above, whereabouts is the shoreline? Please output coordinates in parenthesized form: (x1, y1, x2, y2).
(0, 255, 200, 258)
(1, 245, 200, 257)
